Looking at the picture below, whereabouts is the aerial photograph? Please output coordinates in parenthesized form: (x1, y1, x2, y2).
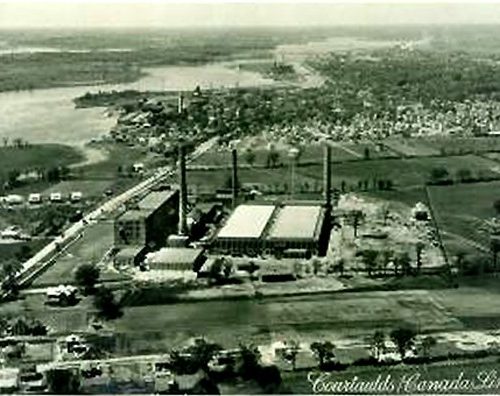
(3, 0, 500, 394)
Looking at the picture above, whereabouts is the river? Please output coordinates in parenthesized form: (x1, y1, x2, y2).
(0, 63, 276, 147)
(0, 36, 402, 147)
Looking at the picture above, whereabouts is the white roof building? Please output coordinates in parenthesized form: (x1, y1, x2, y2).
(267, 205, 324, 240)
(217, 204, 276, 239)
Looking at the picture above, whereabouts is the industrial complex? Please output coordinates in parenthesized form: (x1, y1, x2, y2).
(112, 144, 335, 271)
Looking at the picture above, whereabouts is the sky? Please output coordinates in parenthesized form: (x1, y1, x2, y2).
(2, 1, 500, 29)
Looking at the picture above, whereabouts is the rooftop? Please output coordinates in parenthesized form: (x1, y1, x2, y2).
(118, 210, 147, 222)
(116, 246, 145, 259)
(267, 205, 324, 240)
(146, 247, 204, 265)
(137, 190, 178, 211)
(217, 204, 276, 239)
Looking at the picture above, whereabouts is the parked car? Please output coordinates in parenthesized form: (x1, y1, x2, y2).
(49, 192, 63, 203)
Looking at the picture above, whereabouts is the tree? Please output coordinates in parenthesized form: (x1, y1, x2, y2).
(282, 340, 300, 371)
(457, 168, 473, 183)
(256, 365, 282, 394)
(381, 250, 393, 276)
(312, 258, 322, 275)
(390, 327, 416, 359)
(380, 204, 390, 226)
(1, 259, 22, 296)
(370, 330, 386, 361)
(421, 336, 437, 359)
(15, 245, 32, 262)
(239, 343, 261, 379)
(267, 150, 280, 168)
(493, 199, 500, 215)
(396, 252, 412, 276)
(46, 368, 81, 394)
(310, 341, 336, 369)
(93, 286, 121, 320)
(350, 210, 364, 238)
(415, 242, 425, 274)
(244, 148, 256, 167)
(429, 166, 451, 185)
(171, 338, 222, 374)
(455, 250, 467, 275)
(362, 249, 379, 277)
(75, 264, 100, 295)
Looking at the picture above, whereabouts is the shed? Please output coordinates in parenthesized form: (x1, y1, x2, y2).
(114, 246, 146, 267)
(145, 248, 206, 271)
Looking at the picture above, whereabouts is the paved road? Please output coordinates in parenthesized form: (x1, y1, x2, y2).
(15, 137, 218, 288)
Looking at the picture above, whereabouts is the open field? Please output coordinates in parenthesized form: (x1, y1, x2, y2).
(427, 182, 500, 257)
(192, 140, 397, 168)
(0, 238, 52, 264)
(31, 221, 125, 287)
(11, 280, 500, 356)
(78, 143, 156, 179)
(189, 154, 500, 192)
(0, 144, 82, 184)
(42, 180, 114, 198)
(385, 137, 500, 157)
(110, 291, 456, 355)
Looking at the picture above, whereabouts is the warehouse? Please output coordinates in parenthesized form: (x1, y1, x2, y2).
(114, 189, 179, 250)
(265, 205, 329, 258)
(145, 247, 206, 271)
(213, 202, 329, 257)
(214, 204, 277, 256)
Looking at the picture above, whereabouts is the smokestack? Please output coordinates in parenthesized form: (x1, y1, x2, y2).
(178, 93, 184, 114)
(178, 144, 188, 235)
(232, 148, 238, 209)
(323, 144, 332, 209)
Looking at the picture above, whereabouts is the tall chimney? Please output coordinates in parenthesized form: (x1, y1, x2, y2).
(178, 144, 188, 235)
(177, 93, 184, 114)
(231, 148, 238, 209)
(323, 144, 332, 209)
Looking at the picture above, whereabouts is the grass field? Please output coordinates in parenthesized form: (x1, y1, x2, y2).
(42, 180, 114, 198)
(385, 137, 500, 158)
(189, 154, 499, 193)
(32, 221, 121, 287)
(427, 182, 500, 257)
(0, 144, 82, 178)
(78, 143, 154, 179)
(109, 289, 461, 355)
(0, 238, 52, 263)
(192, 141, 397, 168)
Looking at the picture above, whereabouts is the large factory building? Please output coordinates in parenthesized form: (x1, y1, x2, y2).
(213, 202, 330, 258)
(114, 190, 179, 250)
(214, 204, 277, 256)
(212, 143, 334, 258)
(266, 204, 329, 257)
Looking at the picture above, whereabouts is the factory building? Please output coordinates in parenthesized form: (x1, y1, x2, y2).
(114, 190, 179, 250)
(213, 202, 329, 258)
(266, 204, 329, 258)
(214, 204, 277, 256)
(145, 247, 206, 271)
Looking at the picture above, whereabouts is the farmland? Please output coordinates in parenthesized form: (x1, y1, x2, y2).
(427, 182, 500, 257)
